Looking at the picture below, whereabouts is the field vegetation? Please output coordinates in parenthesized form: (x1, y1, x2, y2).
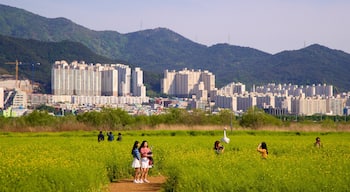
(0, 131, 349, 191)
(0, 108, 349, 191)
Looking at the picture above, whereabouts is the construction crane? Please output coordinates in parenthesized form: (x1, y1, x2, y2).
(5, 60, 40, 91)
(5, 59, 21, 88)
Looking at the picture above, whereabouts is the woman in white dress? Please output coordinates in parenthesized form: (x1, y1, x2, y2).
(131, 141, 141, 183)
(139, 140, 152, 183)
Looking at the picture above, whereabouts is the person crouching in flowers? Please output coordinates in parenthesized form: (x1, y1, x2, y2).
(257, 142, 268, 159)
(314, 137, 322, 148)
(214, 140, 224, 154)
(131, 141, 141, 183)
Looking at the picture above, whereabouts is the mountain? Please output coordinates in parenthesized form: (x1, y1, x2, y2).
(1, 4, 350, 93)
(0, 35, 116, 93)
(254, 44, 350, 91)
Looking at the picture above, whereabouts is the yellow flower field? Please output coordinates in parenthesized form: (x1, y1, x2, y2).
(0, 131, 349, 191)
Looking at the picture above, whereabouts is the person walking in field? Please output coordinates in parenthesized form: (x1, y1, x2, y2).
(97, 131, 104, 142)
(257, 142, 268, 159)
(314, 137, 322, 148)
(214, 140, 225, 154)
(131, 141, 142, 183)
(139, 140, 152, 183)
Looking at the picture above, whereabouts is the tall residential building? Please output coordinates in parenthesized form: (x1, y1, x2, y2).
(52, 61, 102, 96)
(255, 83, 333, 97)
(132, 67, 146, 97)
(161, 70, 176, 95)
(52, 61, 146, 97)
(219, 82, 246, 95)
(161, 68, 215, 99)
(291, 95, 327, 115)
(326, 97, 346, 115)
(101, 66, 118, 96)
(115, 64, 131, 96)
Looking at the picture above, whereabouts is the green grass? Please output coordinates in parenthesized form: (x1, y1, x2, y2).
(0, 131, 349, 191)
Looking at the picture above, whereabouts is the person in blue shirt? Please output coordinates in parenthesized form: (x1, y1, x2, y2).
(107, 132, 114, 141)
(131, 141, 141, 183)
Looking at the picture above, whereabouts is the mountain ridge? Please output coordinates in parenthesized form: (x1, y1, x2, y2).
(1, 4, 350, 93)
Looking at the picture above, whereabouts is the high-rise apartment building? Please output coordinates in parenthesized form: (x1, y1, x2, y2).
(161, 68, 215, 99)
(52, 61, 146, 97)
(101, 66, 118, 96)
(115, 64, 131, 96)
(52, 61, 103, 96)
(219, 82, 246, 95)
(132, 67, 146, 97)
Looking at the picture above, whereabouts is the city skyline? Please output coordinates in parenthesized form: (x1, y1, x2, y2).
(0, 0, 349, 54)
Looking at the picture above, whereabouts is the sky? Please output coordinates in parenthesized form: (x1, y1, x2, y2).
(1, 0, 349, 54)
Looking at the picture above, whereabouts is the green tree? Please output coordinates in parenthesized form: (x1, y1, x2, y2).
(240, 107, 282, 129)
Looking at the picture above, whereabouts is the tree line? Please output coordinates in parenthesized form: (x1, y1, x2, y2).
(0, 107, 348, 131)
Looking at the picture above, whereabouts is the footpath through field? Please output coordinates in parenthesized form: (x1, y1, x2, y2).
(109, 176, 166, 192)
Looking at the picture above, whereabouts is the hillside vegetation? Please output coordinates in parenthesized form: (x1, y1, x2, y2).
(1, 4, 350, 92)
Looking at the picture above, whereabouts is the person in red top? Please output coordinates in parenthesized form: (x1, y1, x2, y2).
(139, 140, 152, 183)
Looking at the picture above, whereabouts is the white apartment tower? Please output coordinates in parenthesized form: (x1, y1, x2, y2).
(52, 61, 102, 96)
(115, 64, 131, 96)
(161, 70, 176, 95)
(132, 67, 146, 97)
(101, 66, 118, 96)
(161, 68, 215, 98)
(52, 61, 146, 97)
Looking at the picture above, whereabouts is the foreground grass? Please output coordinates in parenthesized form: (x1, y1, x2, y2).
(0, 130, 349, 191)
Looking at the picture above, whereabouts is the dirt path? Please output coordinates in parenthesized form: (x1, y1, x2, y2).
(109, 176, 167, 192)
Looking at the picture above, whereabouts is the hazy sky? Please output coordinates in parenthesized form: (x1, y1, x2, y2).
(1, 0, 349, 54)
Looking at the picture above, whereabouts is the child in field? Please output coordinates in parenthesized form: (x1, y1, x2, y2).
(314, 137, 322, 148)
(214, 140, 224, 154)
(131, 141, 141, 183)
(257, 142, 268, 158)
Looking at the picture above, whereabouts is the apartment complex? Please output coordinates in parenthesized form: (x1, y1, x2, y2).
(214, 82, 346, 115)
(161, 68, 216, 100)
(51, 61, 146, 97)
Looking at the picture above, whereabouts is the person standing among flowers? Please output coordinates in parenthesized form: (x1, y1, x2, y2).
(131, 141, 141, 183)
(139, 140, 152, 183)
